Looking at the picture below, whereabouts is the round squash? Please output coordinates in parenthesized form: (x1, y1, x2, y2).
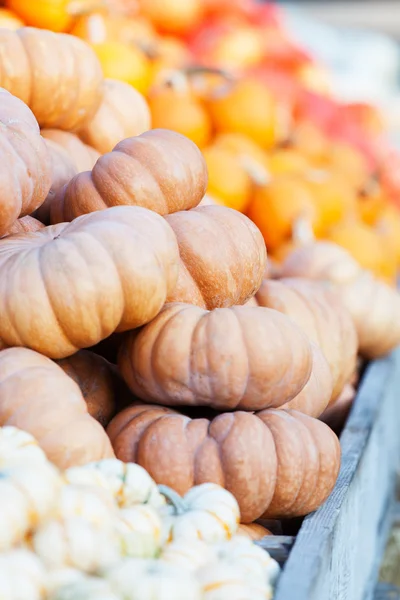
(256, 277, 358, 401)
(0, 27, 103, 130)
(0, 347, 114, 468)
(78, 79, 151, 155)
(107, 403, 341, 522)
(165, 205, 267, 308)
(56, 350, 124, 427)
(281, 242, 400, 359)
(0, 7, 24, 29)
(50, 129, 208, 224)
(0, 206, 180, 358)
(41, 129, 100, 172)
(1, 215, 44, 238)
(237, 523, 272, 540)
(0, 88, 51, 236)
(119, 303, 313, 411)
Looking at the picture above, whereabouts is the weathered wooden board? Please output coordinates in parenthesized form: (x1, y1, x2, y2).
(273, 348, 400, 600)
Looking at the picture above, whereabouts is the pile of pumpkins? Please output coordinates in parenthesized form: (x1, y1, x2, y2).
(0, 10, 399, 599)
(2, 0, 400, 284)
(0, 424, 280, 599)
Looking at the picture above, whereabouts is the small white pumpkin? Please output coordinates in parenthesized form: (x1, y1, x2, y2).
(56, 485, 116, 527)
(0, 463, 61, 550)
(49, 575, 120, 600)
(105, 558, 203, 600)
(159, 483, 240, 544)
(160, 538, 216, 571)
(197, 562, 273, 600)
(0, 427, 48, 468)
(66, 460, 165, 509)
(0, 549, 46, 600)
(33, 516, 120, 573)
(116, 504, 162, 559)
(215, 536, 280, 587)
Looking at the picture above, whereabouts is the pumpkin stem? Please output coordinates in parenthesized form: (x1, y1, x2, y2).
(158, 485, 187, 515)
(292, 215, 315, 245)
(240, 155, 271, 187)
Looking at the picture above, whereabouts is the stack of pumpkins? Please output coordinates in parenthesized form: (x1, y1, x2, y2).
(0, 425, 280, 599)
(0, 27, 400, 544)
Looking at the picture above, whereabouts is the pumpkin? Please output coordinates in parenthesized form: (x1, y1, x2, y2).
(237, 523, 272, 540)
(0, 7, 24, 28)
(148, 81, 211, 149)
(0, 549, 46, 600)
(0, 88, 51, 236)
(107, 403, 341, 522)
(207, 79, 289, 150)
(0, 27, 103, 129)
(118, 303, 312, 411)
(116, 505, 162, 558)
(105, 558, 203, 600)
(160, 538, 216, 570)
(0, 426, 48, 468)
(55, 484, 116, 527)
(0, 462, 61, 550)
(159, 483, 240, 544)
(0, 206, 179, 358)
(375, 204, 400, 269)
(320, 383, 356, 434)
(215, 536, 280, 587)
(137, 0, 203, 35)
(246, 176, 317, 252)
(56, 350, 122, 427)
(79, 79, 151, 154)
(91, 41, 151, 95)
(202, 145, 253, 212)
(0, 348, 114, 468)
(255, 277, 358, 402)
(1, 215, 44, 238)
(267, 147, 310, 176)
(165, 205, 267, 308)
(196, 562, 273, 600)
(41, 129, 100, 172)
(327, 219, 395, 281)
(5, 0, 101, 32)
(64, 459, 166, 510)
(50, 575, 120, 600)
(281, 242, 400, 359)
(33, 516, 119, 572)
(33, 138, 77, 225)
(50, 129, 208, 223)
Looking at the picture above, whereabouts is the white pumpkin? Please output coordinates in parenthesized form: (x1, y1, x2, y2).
(33, 516, 120, 573)
(105, 558, 203, 600)
(160, 538, 216, 571)
(0, 463, 61, 550)
(160, 483, 240, 544)
(49, 575, 120, 600)
(0, 549, 46, 600)
(56, 485, 116, 527)
(215, 536, 280, 587)
(0, 427, 48, 468)
(197, 562, 273, 600)
(65, 460, 165, 509)
(116, 505, 162, 559)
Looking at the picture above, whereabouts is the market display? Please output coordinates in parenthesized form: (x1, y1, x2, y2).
(0, 0, 400, 597)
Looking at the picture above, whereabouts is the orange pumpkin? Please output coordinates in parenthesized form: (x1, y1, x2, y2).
(118, 302, 313, 411)
(150, 36, 191, 80)
(91, 40, 151, 95)
(0, 6, 24, 28)
(375, 204, 400, 271)
(212, 132, 270, 174)
(50, 129, 208, 223)
(107, 402, 340, 522)
(326, 141, 369, 190)
(237, 523, 272, 540)
(0, 27, 104, 130)
(0, 88, 51, 236)
(79, 79, 151, 154)
(357, 180, 387, 226)
(267, 147, 310, 177)
(148, 82, 211, 149)
(208, 79, 290, 150)
(0, 347, 115, 468)
(137, 0, 203, 36)
(1, 215, 44, 237)
(41, 129, 100, 172)
(71, 11, 157, 46)
(246, 176, 317, 252)
(202, 145, 252, 212)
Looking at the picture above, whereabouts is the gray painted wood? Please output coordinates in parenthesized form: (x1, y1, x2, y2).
(274, 348, 400, 600)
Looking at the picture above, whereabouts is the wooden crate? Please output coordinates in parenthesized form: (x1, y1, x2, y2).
(259, 348, 400, 600)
